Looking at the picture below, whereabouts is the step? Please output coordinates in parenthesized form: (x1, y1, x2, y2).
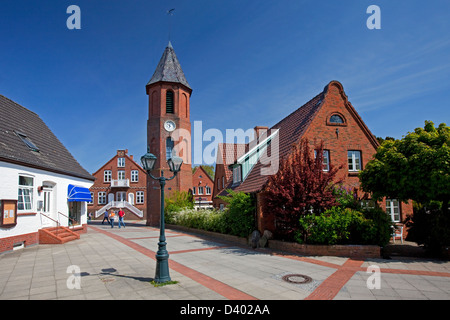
(60, 235, 79, 243)
(39, 226, 80, 245)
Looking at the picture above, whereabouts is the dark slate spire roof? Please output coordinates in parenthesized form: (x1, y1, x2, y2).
(147, 41, 191, 90)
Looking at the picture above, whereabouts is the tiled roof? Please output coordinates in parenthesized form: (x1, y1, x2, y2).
(0, 95, 94, 181)
(147, 41, 191, 90)
(230, 91, 325, 194)
(217, 143, 247, 182)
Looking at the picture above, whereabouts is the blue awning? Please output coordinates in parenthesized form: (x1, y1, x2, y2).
(68, 184, 92, 202)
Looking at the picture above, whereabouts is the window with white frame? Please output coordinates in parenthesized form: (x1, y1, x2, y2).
(193, 187, 196, 195)
(118, 157, 125, 167)
(198, 186, 204, 195)
(360, 199, 375, 210)
(18, 175, 34, 211)
(136, 191, 145, 204)
(348, 151, 362, 172)
(104, 170, 112, 182)
(131, 170, 139, 182)
(206, 186, 211, 195)
(88, 192, 94, 204)
(118, 170, 125, 180)
(386, 199, 400, 222)
(98, 192, 106, 204)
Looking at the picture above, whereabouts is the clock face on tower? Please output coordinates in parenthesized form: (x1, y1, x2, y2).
(164, 120, 176, 132)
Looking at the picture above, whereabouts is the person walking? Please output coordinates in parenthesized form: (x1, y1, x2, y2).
(118, 209, 126, 229)
(102, 210, 110, 225)
(109, 210, 116, 228)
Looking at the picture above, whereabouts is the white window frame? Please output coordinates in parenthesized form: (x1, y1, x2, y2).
(131, 170, 139, 182)
(348, 150, 361, 172)
(18, 175, 34, 211)
(206, 186, 211, 195)
(118, 157, 125, 167)
(192, 187, 196, 195)
(98, 192, 106, 205)
(118, 170, 125, 180)
(104, 170, 112, 182)
(136, 191, 145, 204)
(198, 186, 204, 195)
(386, 199, 401, 222)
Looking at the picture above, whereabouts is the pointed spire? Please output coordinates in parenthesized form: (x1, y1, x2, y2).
(147, 42, 191, 90)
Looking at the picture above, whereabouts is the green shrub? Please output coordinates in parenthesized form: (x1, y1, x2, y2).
(297, 207, 393, 246)
(165, 208, 229, 234)
(360, 207, 394, 247)
(164, 190, 194, 214)
(218, 190, 255, 237)
(407, 202, 450, 257)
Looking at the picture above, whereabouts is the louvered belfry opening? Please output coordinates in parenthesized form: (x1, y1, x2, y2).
(166, 90, 174, 114)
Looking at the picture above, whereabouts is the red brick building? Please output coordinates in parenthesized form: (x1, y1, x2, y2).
(192, 166, 214, 209)
(89, 149, 146, 220)
(146, 41, 193, 226)
(213, 81, 412, 236)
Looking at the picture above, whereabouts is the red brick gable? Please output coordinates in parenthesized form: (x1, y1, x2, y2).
(301, 81, 380, 190)
(88, 149, 147, 220)
(193, 165, 215, 204)
(91, 150, 146, 177)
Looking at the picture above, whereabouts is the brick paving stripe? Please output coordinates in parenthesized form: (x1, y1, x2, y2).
(89, 225, 257, 300)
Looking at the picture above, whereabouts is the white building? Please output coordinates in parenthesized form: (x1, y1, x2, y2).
(0, 95, 94, 253)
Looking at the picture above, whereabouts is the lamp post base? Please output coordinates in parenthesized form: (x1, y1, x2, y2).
(154, 251, 171, 283)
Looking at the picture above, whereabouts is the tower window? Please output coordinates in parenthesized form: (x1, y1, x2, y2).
(166, 90, 174, 114)
(166, 137, 175, 160)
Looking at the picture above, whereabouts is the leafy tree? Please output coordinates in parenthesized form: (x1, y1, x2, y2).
(360, 121, 450, 256)
(263, 138, 343, 239)
(360, 121, 450, 212)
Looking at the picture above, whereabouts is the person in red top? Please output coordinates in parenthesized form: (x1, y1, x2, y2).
(118, 209, 126, 229)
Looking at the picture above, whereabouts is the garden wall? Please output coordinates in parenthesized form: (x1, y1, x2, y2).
(267, 239, 381, 258)
(168, 224, 381, 258)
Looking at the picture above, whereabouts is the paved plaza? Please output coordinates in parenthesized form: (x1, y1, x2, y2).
(1, 221, 449, 303)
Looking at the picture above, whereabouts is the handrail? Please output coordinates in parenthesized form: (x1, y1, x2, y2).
(58, 211, 78, 228)
(95, 201, 143, 218)
(40, 212, 61, 235)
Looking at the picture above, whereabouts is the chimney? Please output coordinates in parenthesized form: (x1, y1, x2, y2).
(254, 126, 269, 142)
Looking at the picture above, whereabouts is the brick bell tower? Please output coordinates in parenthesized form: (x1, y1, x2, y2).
(145, 41, 193, 226)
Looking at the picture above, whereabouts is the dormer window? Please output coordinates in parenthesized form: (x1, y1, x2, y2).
(232, 165, 242, 184)
(15, 131, 39, 152)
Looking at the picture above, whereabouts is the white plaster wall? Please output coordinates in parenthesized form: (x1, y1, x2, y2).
(0, 161, 93, 239)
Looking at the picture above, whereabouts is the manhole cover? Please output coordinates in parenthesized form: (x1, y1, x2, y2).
(282, 274, 312, 284)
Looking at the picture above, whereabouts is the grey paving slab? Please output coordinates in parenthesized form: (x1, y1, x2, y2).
(1, 220, 449, 303)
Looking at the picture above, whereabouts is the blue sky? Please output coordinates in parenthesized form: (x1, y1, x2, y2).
(1, 0, 449, 174)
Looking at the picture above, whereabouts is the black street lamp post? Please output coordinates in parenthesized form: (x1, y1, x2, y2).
(141, 148, 183, 283)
